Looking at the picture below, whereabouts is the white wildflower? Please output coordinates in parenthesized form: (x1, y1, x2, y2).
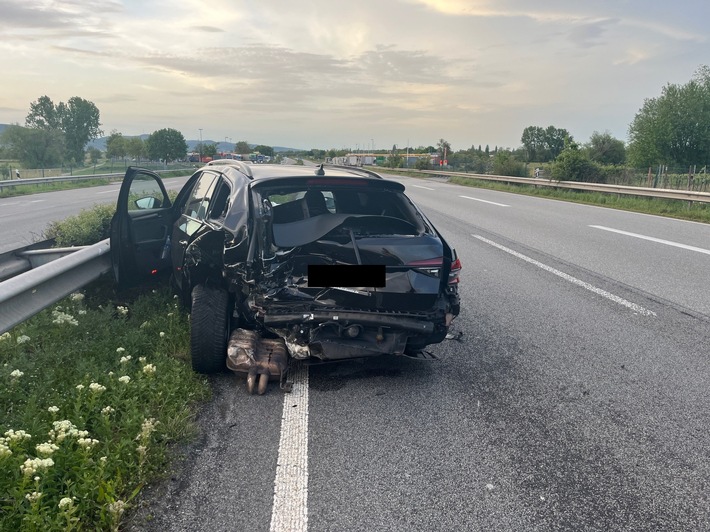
(58, 497, 74, 510)
(142, 364, 157, 375)
(116, 306, 129, 316)
(136, 418, 160, 441)
(35, 442, 59, 456)
(5, 429, 32, 442)
(48, 406, 59, 414)
(89, 382, 106, 394)
(78, 309, 87, 315)
(25, 491, 42, 503)
(159, 331, 166, 338)
(21, 457, 54, 476)
(10, 369, 24, 378)
(116, 347, 126, 354)
(138, 356, 147, 363)
(120, 355, 132, 364)
(75, 384, 84, 391)
(167, 312, 174, 317)
(118, 375, 131, 384)
(70, 293, 85, 302)
(101, 406, 115, 416)
(17, 335, 30, 344)
(77, 437, 99, 449)
(49, 420, 81, 443)
(0, 332, 10, 341)
(0, 442, 12, 458)
(108, 500, 126, 516)
(52, 309, 79, 326)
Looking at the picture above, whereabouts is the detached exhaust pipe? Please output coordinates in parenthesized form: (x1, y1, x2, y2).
(226, 329, 288, 395)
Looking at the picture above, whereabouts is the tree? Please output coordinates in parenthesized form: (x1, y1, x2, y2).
(585, 131, 625, 165)
(25, 95, 102, 164)
(1, 124, 65, 171)
(146, 128, 187, 163)
(202, 143, 218, 158)
(254, 145, 274, 157)
(58, 97, 103, 163)
(628, 65, 710, 168)
(235, 141, 251, 155)
(126, 137, 145, 161)
(87, 147, 102, 164)
(520, 125, 571, 162)
(25, 96, 60, 130)
(437, 138, 452, 160)
(414, 156, 431, 170)
(106, 130, 127, 160)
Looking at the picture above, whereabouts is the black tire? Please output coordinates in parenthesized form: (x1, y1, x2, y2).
(190, 283, 229, 374)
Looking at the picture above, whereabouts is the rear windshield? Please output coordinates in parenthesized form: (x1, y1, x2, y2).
(263, 185, 427, 234)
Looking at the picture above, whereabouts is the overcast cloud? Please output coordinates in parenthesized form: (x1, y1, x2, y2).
(1, 0, 708, 150)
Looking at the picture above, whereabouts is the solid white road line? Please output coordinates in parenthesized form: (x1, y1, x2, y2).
(473, 235, 656, 317)
(411, 185, 435, 190)
(459, 195, 510, 207)
(589, 225, 710, 256)
(270, 362, 309, 532)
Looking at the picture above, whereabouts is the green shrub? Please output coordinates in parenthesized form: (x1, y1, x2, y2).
(43, 204, 115, 247)
(492, 151, 528, 177)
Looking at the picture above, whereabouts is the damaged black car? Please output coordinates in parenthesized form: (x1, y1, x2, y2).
(110, 162, 461, 393)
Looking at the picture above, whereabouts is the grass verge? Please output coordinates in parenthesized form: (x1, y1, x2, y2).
(0, 277, 210, 531)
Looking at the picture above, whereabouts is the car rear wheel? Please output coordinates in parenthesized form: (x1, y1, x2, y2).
(190, 283, 229, 373)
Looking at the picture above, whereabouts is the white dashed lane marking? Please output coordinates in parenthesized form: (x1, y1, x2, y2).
(473, 234, 656, 317)
(590, 225, 710, 256)
(460, 195, 509, 207)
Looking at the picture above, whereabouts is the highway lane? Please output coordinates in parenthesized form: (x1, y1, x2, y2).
(0, 175, 191, 253)
(127, 174, 710, 531)
(391, 175, 710, 317)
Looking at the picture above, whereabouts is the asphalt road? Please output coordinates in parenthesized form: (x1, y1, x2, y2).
(5, 172, 709, 530)
(124, 174, 709, 531)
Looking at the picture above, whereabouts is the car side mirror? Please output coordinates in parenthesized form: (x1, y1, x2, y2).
(134, 196, 161, 210)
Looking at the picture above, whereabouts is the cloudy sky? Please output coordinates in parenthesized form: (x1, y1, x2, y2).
(1, 0, 708, 151)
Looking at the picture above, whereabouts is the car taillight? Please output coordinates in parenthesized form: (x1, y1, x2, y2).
(406, 257, 443, 277)
(448, 257, 462, 285)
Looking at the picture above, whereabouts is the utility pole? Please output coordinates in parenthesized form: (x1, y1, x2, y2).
(198, 128, 203, 162)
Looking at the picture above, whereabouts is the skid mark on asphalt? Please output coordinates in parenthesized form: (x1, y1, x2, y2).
(270, 362, 309, 532)
(473, 234, 656, 317)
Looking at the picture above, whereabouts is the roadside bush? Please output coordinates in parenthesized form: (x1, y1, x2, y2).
(550, 142, 605, 183)
(43, 204, 115, 246)
(491, 151, 528, 177)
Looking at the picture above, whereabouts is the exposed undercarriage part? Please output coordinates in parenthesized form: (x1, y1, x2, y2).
(226, 329, 289, 395)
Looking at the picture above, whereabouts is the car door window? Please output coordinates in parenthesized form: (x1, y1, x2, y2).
(183, 172, 217, 219)
(127, 174, 169, 212)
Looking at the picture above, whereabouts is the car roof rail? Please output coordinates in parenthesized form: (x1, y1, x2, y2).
(206, 159, 254, 178)
(321, 164, 383, 179)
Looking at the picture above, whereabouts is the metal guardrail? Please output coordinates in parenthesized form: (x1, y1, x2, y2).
(0, 239, 111, 335)
(415, 169, 710, 204)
